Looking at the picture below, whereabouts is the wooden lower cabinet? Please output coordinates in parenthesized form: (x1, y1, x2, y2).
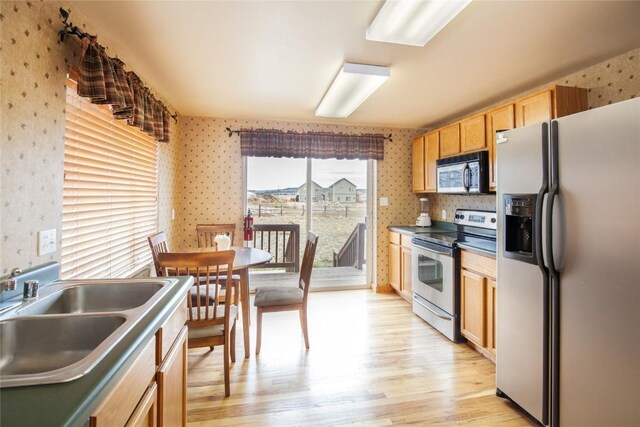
(400, 246, 412, 301)
(461, 270, 486, 346)
(389, 238, 401, 292)
(487, 279, 497, 356)
(460, 250, 496, 362)
(388, 231, 413, 302)
(90, 300, 188, 426)
(126, 382, 158, 427)
(158, 326, 188, 427)
(90, 338, 156, 427)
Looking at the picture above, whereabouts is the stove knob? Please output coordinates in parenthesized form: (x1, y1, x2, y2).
(459, 214, 465, 220)
(491, 218, 497, 223)
(455, 214, 460, 219)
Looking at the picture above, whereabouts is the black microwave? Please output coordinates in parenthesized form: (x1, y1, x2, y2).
(436, 151, 490, 194)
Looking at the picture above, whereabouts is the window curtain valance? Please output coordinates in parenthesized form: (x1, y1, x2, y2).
(239, 129, 386, 160)
(76, 38, 171, 143)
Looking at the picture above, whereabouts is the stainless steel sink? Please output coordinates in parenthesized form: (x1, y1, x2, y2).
(0, 278, 178, 388)
(0, 315, 126, 381)
(18, 282, 165, 315)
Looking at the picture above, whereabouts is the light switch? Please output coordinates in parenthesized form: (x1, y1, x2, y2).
(441, 210, 447, 220)
(379, 197, 389, 206)
(172, 208, 176, 221)
(38, 229, 57, 256)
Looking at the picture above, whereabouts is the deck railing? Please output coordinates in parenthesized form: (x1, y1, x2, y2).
(252, 224, 300, 272)
(333, 222, 366, 270)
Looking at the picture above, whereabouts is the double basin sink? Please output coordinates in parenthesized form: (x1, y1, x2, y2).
(0, 279, 176, 388)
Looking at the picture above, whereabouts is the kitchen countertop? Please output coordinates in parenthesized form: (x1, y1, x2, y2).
(388, 221, 456, 237)
(457, 242, 496, 258)
(0, 276, 193, 427)
(389, 222, 496, 257)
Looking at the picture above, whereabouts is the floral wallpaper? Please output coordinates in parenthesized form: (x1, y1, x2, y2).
(175, 117, 419, 290)
(0, 1, 180, 275)
(430, 46, 640, 222)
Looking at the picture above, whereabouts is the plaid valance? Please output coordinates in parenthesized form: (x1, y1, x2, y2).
(77, 38, 171, 143)
(240, 129, 386, 160)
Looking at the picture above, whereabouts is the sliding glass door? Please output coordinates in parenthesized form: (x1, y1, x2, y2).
(245, 157, 370, 290)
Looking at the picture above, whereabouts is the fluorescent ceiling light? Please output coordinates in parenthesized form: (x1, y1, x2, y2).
(366, 0, 472, 47)
(316, 63, 390, 118)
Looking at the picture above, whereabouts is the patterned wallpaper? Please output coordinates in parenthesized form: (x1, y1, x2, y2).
(429, 46, 640, 222)
(175, 117, 419, 289)
(0, 1, 180, 274)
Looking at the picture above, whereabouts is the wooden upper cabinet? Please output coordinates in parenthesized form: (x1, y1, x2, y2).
(515, 86, 587, 128)
(412, 136, 425, 192)
(440, 123, 460, 157)
(424, 131, 440, 192)
(460, 114, 486, 153)
(515, 90, 553, 127)
(554, 85, 588, 118)
(486, 104, 515, 190)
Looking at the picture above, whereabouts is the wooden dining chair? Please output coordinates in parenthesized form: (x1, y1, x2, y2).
(196, 224, 236, 248)
(149, 231, 219, 308)
(148, 231, 170, 277)
(253, 231, 319, 355)
(157, 250, 238, 397)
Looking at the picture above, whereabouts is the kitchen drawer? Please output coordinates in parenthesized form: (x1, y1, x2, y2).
(461, 250, 496, 279)
(157, 302, 188, 364)
(389, 231, 401, 245)
(401, 234, 413, 248)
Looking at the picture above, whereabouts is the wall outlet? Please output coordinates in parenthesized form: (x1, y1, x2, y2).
(171, 208, 176, 221)
(38, 229, 57, 256)
(441, 209, 447, 220)
(379, 197, 389, 207)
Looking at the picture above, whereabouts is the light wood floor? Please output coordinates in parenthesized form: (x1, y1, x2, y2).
(187, 290, 537, 426)
(249, 266, 366, 291)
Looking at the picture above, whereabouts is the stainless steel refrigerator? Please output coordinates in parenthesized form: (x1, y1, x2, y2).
(496, 97, 640, 426)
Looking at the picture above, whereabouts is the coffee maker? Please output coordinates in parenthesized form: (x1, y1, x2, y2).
(416, 197, 432, 227)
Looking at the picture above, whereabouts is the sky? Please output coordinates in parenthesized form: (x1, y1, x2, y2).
(247, 157, 367, 191)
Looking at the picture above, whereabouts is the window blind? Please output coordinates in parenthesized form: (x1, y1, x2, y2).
(62, 78, 158, 279)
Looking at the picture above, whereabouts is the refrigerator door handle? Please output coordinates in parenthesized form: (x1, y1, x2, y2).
(536, 122, 551, 426)
(536, 122, 550, 272)
(548, 120, 561, 427)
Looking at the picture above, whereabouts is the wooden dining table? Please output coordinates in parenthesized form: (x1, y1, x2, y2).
(183, 245, 272, 358)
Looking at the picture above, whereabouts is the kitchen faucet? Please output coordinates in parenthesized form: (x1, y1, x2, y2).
(0, 268, 22, 294)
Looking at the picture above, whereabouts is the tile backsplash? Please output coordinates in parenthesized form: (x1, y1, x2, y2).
(427, 194, 497, 222)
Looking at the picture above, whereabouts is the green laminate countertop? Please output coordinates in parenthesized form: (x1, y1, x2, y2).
(388, 221, 456, 237)
(457, 242, 496, 258)
(0, 276, 193, 427)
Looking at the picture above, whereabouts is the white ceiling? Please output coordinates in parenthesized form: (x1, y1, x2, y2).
(71, 1, 640, 129)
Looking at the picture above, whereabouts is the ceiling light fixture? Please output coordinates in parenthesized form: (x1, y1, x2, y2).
(315, 63, 390, 118)
(366, 0, 471, 47)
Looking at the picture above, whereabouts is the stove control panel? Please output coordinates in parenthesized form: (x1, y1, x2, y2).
(454, 209, 497, 230)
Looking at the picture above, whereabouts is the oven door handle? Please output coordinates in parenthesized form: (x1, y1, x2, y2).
(413, 295, 454, 321)
(411, 244, 452, 257)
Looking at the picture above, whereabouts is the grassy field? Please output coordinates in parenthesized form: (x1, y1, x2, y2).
(248, 197, 366, 268)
